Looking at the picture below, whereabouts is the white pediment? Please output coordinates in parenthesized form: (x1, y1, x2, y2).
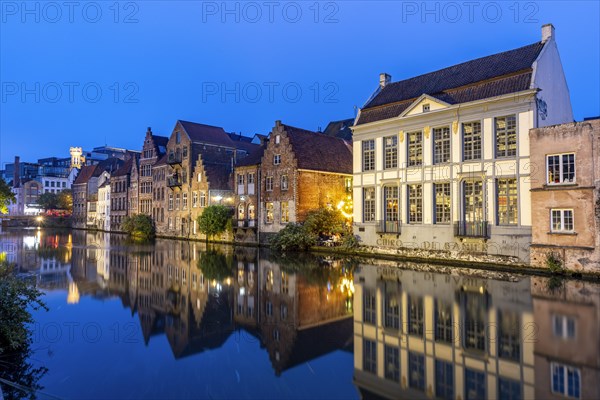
(401, 94, 451, 117)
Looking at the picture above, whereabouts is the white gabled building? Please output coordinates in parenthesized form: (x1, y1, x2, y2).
(351, 24, 573, 263)
(97, 171, 111, 231)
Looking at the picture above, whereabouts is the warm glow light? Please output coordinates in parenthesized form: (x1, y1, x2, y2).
(36, 216, 43, 222)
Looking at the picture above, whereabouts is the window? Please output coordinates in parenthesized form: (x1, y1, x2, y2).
(498, 309, 520, 361)
(551, 209, 574, 232)
(407, 131, 423, 166)
(465, 369, 486, 400)
(197, 172, 202, 182)
(435, 183, 451, 224)
(200, 192, 206, 207)
(265, 202, 274, 223)
(182, 193, 188, 210)
(497, 178, 518, 225)
(384, 135, 398, 169)
(435, 300, 453, 343)
(547, 153, 575, 184)
(248, 173, 255, 184)
(281, 175, 288, 190)
(435, 360, 454, 400)
(553, 314, 576, 339)
(464, 180, 484, 222)
(499, 378, 522, 400)
(168, 194, 173, 210)
(384, 346, 399, 381)
(275, 134, 280, 144)
(384, 186, 399, 225)
(266, 176, 273, 191)
(280, 202, 289, 223)
(175, 131, 181, 144)
(422, 103, 430, 112)
(363, 187, 375, 222)
(495, 115, 517, 157)
(363, 339, 377, 374)
(237, 174, 244, 185)
(175, 194, 180, 210)
(183, 146, 188, 159)
(266, 301, 273, 317)
(363, 289, 376, 324)
(192, 191, 198, 208)
(408, 184, 423, 223)
(434, 126, 451, 164)
(408, 352, 425, 390)
(362, 140, 375, 171)
(281, 272, 289, 294)
(408, 295, 424, 336)
(551, 363, 580, 399)
(462, 122, 481, 161)
(273, 154, 281, 165)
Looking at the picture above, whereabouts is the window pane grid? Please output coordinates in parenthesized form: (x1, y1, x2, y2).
(384, 136, 398, 169)
(408, 131, 423, 166)
(435, 183, 451, 224)
(463, 121, 482, 161)
(363, 140, 375, 171)
(434, 126, 451, 164)
(363, 187, 375, 222)
(495, 115, 517, 157)
(497, 178, 518, 225)
(408, 184, 423, 223)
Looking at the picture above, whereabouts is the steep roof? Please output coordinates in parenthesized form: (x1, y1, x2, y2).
(322, 118, 354, 141)
(192, 145, 234, 190)
(235, 144, 265, 167)
(357, 41, 545, 125)
(154, 153, 168, 167)
(73, 165, 96, 185)
(283, 124, 353, 174)
(152, 134, 169, 148)
(111, 156, 133, 177)
(179, 120, 236, 147)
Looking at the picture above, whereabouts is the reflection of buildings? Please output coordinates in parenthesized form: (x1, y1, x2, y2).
(353, 266, 535, 400)
(532, 278, 600, 400)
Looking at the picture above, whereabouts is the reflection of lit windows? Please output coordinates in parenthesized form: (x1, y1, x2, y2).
(409, 352, 425, 391)
(384, 345, 399, 381)
(498, 309, 520, 361)
(408, 295, 424, 336)
(266, 269, 274, 291)
(553, 314, 576, 339)
(552, 362, 580, 399)
(280, 304, 288, 320)
(435, 300, 453, 343)
(384, 284, 400, 330)
(461, 292, 487, 352)
(465, 369, 486, 400)
(435, 360, 454, 400)
(273, 329, 280, 342)
(281, 272, 289, 294)
(363, 339, 376, 374)
(363, 289, 376, 324)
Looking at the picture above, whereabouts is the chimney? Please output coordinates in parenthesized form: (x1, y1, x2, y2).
(542, 23, 555, 43)
(146, 127, 152, 137)
(13, 156, 20, 188)
(379, 73, 391, 88)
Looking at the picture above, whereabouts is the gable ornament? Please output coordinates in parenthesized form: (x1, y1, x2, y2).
(452, 120, 459, 135)
(424, 126, 431, 139)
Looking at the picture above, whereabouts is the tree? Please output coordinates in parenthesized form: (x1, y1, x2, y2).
(0, 177, 15, 214)
(197, 205, 233, 240)
(37, 192, 59, 211)
(0, 262, 48, 399)
(303, 208, 348, 237)
(57, 189, 73, 212)
(121, 214, 155, 240)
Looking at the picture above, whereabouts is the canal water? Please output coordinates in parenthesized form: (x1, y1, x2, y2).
(1, 228, 599, 399)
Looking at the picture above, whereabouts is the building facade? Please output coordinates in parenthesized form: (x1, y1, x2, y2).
(233, 144, 266, 243)
(529, 118, 600, 272)
(351, 25, 573, 263)
(259, 121, 353, 243)
(97, 171, 111, 231)
(110, 157, 134, 230)
(139, 127, 168, 217)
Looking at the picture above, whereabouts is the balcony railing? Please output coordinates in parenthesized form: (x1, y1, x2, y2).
(454, 221, 490, 238)
(167, 153, 182, 165)
(167, 175, 182, 188)
(234, 219, 257, 229)
(376, 220, 401, 234)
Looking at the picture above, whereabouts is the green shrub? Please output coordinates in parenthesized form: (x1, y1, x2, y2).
(270, 223, 317, 252)
(304, 208, 348, 237)
(197, 205, 233, 240)
(341, 233, 360, 250)
(545, 252, 565, 275)
(121, 214, 155, 240)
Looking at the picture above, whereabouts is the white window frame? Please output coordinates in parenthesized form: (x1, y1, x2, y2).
(552, 314, 576, 339)
(274, 154, 281, 165)
(550, 209, 574, 233)
(546, 153, 576, 185)
(551, 362, 581, 399)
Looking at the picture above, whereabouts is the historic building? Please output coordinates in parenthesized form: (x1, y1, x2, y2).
(259, 121, 353, 243)
(72, 158, 122, 228)
(128, 155, 140, 216)
(351, 25, 573, 263)
(353, 265, 535, 400)
(529, 118, 600, 273)
(233, 142, 266, 243)
(97, 171, 111, 231)
(139, 127, 168, 217)
(152, 154, 169, 234)
(110, 156, 135, 230)
(161, 120, 257, 238)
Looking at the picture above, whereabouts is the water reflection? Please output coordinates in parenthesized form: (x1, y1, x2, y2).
(353, 265, 600, 400)
(1, 229, 599, 399)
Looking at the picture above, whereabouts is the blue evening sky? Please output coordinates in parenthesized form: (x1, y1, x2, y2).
(1, 1, 599, 165)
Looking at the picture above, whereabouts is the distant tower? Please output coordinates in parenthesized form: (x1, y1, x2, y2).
(70, 147, 84, 169)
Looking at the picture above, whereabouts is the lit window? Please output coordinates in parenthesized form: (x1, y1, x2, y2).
(547, 153, 575, 184)
(384, 135, 398, 169)
(362, 140, 375, 171)
(495, 115, 517, 157)
(265, 202, 274, 223)
(280, 202, 289, 223)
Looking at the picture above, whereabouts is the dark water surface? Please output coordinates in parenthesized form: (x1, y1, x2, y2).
(1, 228, 599, 400)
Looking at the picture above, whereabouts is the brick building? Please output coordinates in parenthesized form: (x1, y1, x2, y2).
(110, 156, 135, 230)
(233, 143, 266, 243)
(259, 121, 353, 243)
(529, 118, 600, 272)
(152, 154, 168, 233)
(139, 127, 168, 216)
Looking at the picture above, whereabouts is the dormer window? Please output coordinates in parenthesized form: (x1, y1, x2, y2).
(275, 135, 281, 144)
(176, 131, 181, 144)
(422, 104, 430, 112)
(274, 155, 281, 165)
